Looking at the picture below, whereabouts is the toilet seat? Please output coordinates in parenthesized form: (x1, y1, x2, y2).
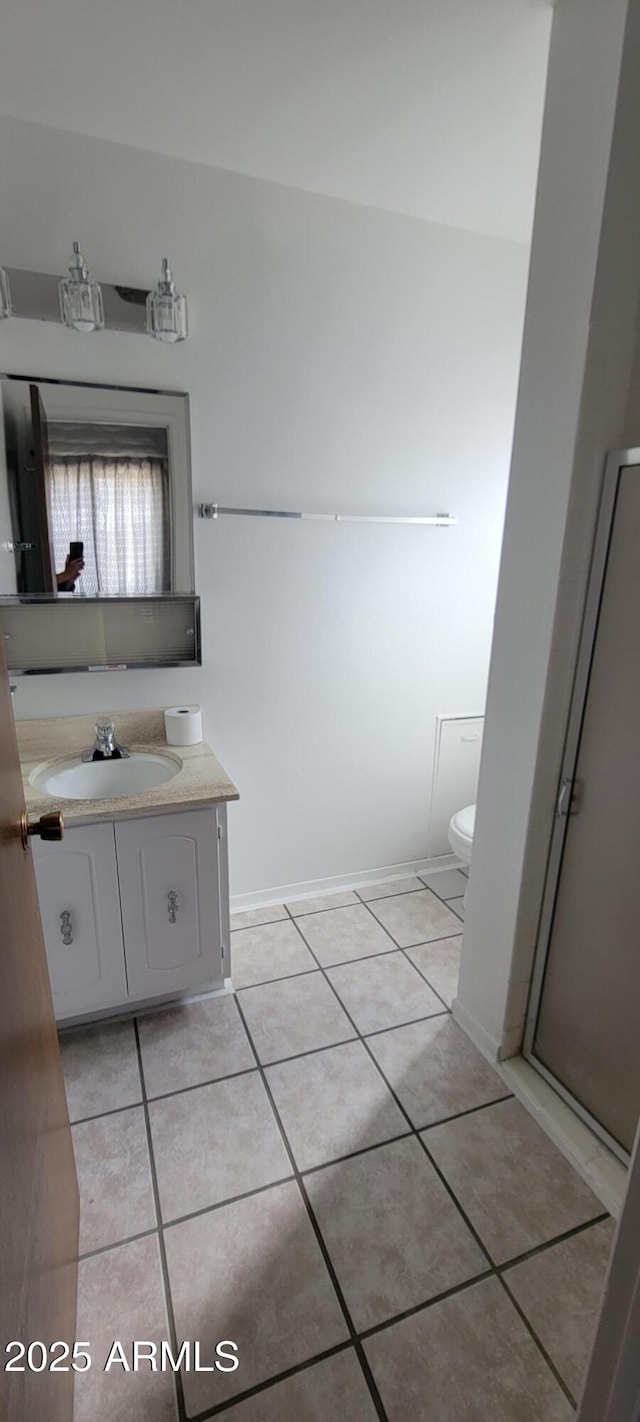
(448, 803, 475, 864)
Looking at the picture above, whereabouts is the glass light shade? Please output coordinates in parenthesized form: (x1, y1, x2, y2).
(146, 258, 188, 343)
(59, 241, 104, 333)
(0, 265, 13, 319)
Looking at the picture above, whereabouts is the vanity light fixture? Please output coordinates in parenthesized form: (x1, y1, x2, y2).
(0, 266, 13, 319)
(146, 258, 188, 343)
(59, 241, 105, 333)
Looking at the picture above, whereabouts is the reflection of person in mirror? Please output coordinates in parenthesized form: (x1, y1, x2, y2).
(56, 554, 85, 592)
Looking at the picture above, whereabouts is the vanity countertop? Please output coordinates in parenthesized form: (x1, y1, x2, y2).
(17, 709, 239, 826)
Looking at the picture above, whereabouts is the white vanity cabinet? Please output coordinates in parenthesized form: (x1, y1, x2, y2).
(115, 809, 226, 1000)
(32, 806, 229, 1023)
(32, 822, 128, 1020)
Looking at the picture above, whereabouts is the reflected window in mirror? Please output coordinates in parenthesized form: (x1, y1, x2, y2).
(48, 423, 170, 596)
(0, 376, 193, 600)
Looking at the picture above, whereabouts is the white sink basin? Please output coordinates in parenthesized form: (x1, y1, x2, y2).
(31, 752, 181, 801)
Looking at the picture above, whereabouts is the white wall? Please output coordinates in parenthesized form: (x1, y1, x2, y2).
(0, 117, 529, 898)
(455, 0, 640, 1058)
(0, 0, 551, 242)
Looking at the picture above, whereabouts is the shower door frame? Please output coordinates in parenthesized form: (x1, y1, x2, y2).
(523, 445, 640, 1166)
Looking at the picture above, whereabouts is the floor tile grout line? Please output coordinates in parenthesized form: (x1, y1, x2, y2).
(67, 1018, 149, 1125)
(82, 1098, 516, 1235)
(71, 894, 606, 1414)
(418, 875, 466, 921)
(229, 876, 465, 935)
(403, 1093, 515, 1135)
(299, 1129, 415, 1178)
(353, 885, 425, 906)
(357, 1267, 495, 1342)
(232, 990, 391, 1422)
(78, 1150, 608, 1292)
(498, 1211, 611, 1273)
(144, 1064, 257, 1106)
(416, 1123, 584, 1410)
(354, 1007, 450, 1037)
(285, 899, 459, 1027)
(497, 1272, 577, 1409)
(397, 945, 455, 1013)
(231, 887, 428, 934)
(239, 933, 462, 978)
(417, 872, 465, 903)
(360, 1008, 448, 1038)
(237, 933, 462, 981)
(133, 1017, 188, 1422)
(144, 1027, 510, 1192)
(73, 984, 605, 1240)
(358, 1213, 605, 1402)
(293, 1096, 515, 1177)
(290, 888, 423, 915)
(69, 1062, 260, 1124)
(355, 891, 462, 956)
(284, 896, 462, 953)
(242, 1032, 359, 1069)
(77, 971, 604, 1415)
(69, 1007, 492, 1129)
(236, 965, 323, 989)
(159, 1173, 297, 1233)
(78, 1224, 160, 1263)
(69, 1097, 146, 1127)
(238, 941, 422, 979)
(289, 913, 501, 1269)
(289, 911, 588, 1403)
(191, 1341, 356, 1420)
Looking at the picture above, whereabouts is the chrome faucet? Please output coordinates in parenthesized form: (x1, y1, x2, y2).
(82, 719, 131, 762)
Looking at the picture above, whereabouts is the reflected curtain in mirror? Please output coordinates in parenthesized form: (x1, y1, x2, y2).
(0, 376, 194, 600)
(47, 454, 170, 596)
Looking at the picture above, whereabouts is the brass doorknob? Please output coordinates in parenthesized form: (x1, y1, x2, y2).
(21, 810, 65, 849)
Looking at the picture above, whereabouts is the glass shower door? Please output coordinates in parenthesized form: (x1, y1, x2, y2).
(525, 453, 640, 1160)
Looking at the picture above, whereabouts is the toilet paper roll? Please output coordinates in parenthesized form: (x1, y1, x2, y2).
(164, 705, 203, 746)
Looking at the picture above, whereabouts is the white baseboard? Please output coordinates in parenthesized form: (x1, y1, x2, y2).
(230, 853, 460, 914)
(451, 997, 502, 1064)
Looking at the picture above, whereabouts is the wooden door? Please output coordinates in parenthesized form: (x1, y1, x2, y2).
(33, 823, 128, 1021)
(0, 642, 79, 1422)
(115, 807, 224, 999)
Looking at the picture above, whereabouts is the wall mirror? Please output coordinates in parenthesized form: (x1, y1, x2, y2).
(0, 375, 194, 598)
(0, 375, 200, 674)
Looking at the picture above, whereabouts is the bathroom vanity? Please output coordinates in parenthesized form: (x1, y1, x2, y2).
(18, 711, 239, 1024)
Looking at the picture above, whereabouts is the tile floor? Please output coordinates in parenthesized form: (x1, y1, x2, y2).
(61, 871, 613, 1421)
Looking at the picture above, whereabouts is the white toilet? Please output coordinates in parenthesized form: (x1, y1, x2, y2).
(448, 805, 475, 906)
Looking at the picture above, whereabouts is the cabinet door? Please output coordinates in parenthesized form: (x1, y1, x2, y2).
(115, 809, 223, 1000)
(32, 823, 128, 1020)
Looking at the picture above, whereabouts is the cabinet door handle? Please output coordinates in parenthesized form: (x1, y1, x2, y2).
(60, 910, 73, 945)
(167, 890, 179, 924)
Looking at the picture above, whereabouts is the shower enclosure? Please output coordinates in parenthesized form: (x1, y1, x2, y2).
(525, 448, 640, 1162)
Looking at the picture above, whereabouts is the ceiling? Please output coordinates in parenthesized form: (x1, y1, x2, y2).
(0, 0, 552, 243)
